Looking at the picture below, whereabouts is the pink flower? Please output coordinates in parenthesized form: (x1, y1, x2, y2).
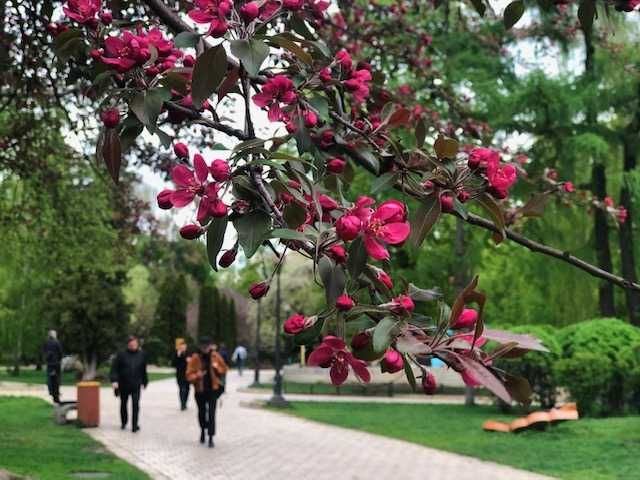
(252, 75, 297, 122)
(563, 181, 575, 193)
(249, 281, 270, 299)
(344, 69, 372, 104)
(336, 215, 362, 241)
(188, 0, 232, 37)
(307, 0, 330, 15)
(169, 155, 209, 208)
(101, 32, 144, 72)
(173, 142, 190, 159)
(486, 156, 517, 191)
(99, 10, 112, 24)
(319, 67, 332, 83)
(468, 147, 499, 170)
(326, 157, 346, 174)
(284, 314, 313, 334)
(618, 207, 628, 224)
(388, 294, 414, 316)
(335, 49, 353, 71)
(361, 200, 410, 260)
(377, 270, 394, 290)
(336, 293, 355, 311)
(304, 110, 319, 128)
(156, 189, 174, 210)
(326, 244, 347, 264)
(283, 0, 304, 9)
(218, 248, 237, 268)
(63, 0, 100, 24)
(308, 336, 371, 385)
(318, 194, 339, 211)
(461, 369, 481, 388)
(180, 224, 205, 240)
(451, 308, 478, 329)
(100, 108, 120, 128)
(381, 349, 404, 374)
(259, 0, 280, 19)
(239, 1, 260, 21)
(209, 159, 231, 181)
(422, 371, 437, 394)
(604, 196, 614, 208)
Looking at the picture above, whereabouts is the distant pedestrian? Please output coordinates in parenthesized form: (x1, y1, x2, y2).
(43, 330, 63, 404)
(110, 335, 148, 433)
(232, 344, 248, 376)
(186, 337, 228, 448)
(173, 338, 190, 410)
(218, 343, 230, 365)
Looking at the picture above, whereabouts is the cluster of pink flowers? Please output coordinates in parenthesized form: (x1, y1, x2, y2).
(97, 28, 181, 74)
(319, 49, 372, 104)
(335, 197, 410, 261)
(603, 196, 628, 224)
(156, 143, 231, 239)
(252, 75, 298, 122)
(307, 336, 371, 385)
(63, 0, 102, 26)
(467, 147, 518, 199)
(188, 0, 233, 37)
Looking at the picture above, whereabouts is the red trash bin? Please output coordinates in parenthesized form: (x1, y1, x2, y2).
(77, 381, 100, 427)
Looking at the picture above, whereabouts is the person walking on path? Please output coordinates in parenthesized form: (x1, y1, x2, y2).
(110, 335, 148, 433)
(173, 338, 190, 410)
(231, 344, 248, 376)
(43, 330, 63, 403)
(186, 337, 228, 448)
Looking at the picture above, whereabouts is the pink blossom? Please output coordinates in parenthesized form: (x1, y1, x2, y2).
(304, 110, 319, 128)
(422, 371, 437, 394)
(169, 155, 209, 208)
(209, 159, 231, 181)
(100, 108, 120, 128)
(318, 194, 339, 211)
(336, 215, 362, 241)
(283, 0, 304, 9)
(381, 349, 404, 374)
(604, 196, 614, 208)
(284, 314, 312, 334)
(249, 281, 270, 299)
(180, 224, 205, 240)
(335, 49, 353, 71)
(486, 157, 517, 192)
(468, 147, 499, 170)
(326, 157, 346, 174)
(344, 69, 372, 104)
(173, 142, 189, 159)
(618, 207, 628, 224)
(100, 10, 112, 24)
(252, 75, 297, 122)
(319, 67, 332, 83)
(440, 194, 454, 213)
(101, 32, 143, 72)
(360, 200, 410, 260)
(451, 308, 478, 329)
(388, 294, 415, 316)
(156, 189, 174, 210)
(63, 0, 100, 24)
(308, 336, 371, 385)
(377, 270, 394, 290)
(461, 369, 481, 388)
(563, 181, 575, 193)
(326, 244, 347, 264)
(336, 293, 355, 311)
(188, 0, 232, 37)
(239, 1, 260, 21)
(259, 0, 280, 20)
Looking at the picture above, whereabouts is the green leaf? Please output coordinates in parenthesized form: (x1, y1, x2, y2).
(283, 202, 307, 229)
(433, 134, 459, 159)
(230, 39, 269, 77)
(371, 172, 399, 194)
(160, 72, 189, 96)
(102, 128, 121, 184)
(504, 374, 533, 405)
(265, 34, 312, 65)
(409, 194, 441, 247)
(174, 31, 201, 49)
(503, 0, 525, 30)
(372, 317, 400, 353)
(578, 0, 596, 35)
(519, 193, 549, 218)
(407, 283, 440, 302)
(403, 356, 417, 392)
(347, 236, 368, 280)
(269, 228, 307, 241)
(289, 15, 316, 41)
(206, 216, 228, 271)
(353, 145, 380, 174)
(308, 95, 329, 121)
(233, 210, 272, 258)
(191, 45, 228, 106)
(476, 193, 506, 243)
(318, 256, 346, 306)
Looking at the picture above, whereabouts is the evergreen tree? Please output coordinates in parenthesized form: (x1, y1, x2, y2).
(153, 274, 188, 360)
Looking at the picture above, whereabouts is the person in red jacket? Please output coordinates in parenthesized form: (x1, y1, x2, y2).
(186, 337, 228, 448)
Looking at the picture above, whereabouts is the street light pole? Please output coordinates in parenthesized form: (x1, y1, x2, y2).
(251, 299, 262, 386)
(268, 263, 288, 407)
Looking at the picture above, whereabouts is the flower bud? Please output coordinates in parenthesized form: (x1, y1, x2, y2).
(389, 294, 415, 316)
(249, 281, 270, 299)
(100, 108, 120, 129)
(156, 189, 174, 210)
(439, 194, 454, 213)
(100, 11, 113, 24)
(183, 54, 196, 67)
(457, 190, 470, 203)
(336, 293, 355, 312)
(209, 159, 231, 181)
(462, 369, 481, 388)
(563, 181, 575, 193)
(381, 349, 404, 374)
(304, 110, 319, 128)
(173, 142, 190, 159)
(180, 224, 204, 240)
(209, 199, 228, 218)
(336, 215, 362, 241)
(218, 247, 237, 268)
(377, 270, 394, 290)
(326, 157, 347, 174)
(89, 49, 103, 59)
(283, 313, 309, 334)
(240, 1, 260, 21)
(282, 0, 304, 10)
(451, 308, 478, 329)
(351, 331, 370, 350)
(422, 371, 437, 395)
(318, 194, 338, 211)
(327, 244, 347, 264)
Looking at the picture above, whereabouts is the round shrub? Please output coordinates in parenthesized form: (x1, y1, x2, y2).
(556, 318, 640, 416)
(494, 324, 561, 408)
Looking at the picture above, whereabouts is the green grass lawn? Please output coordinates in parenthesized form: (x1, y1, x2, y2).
(283, 402, 639, 480)
(0, 368, 173, 386)
(0, 396, 148, 479)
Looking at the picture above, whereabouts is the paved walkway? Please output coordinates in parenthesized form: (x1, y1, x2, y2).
(0, 372, 552, 480)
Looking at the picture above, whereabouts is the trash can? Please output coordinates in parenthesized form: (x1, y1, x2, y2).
(77, 381, 100, 427)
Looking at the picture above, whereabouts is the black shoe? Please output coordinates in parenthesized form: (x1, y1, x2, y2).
(132, 426, 140, 433)
(121, 424, 126, 430)
(200, 430, 205, 444)
(208, 437, 214, 448)
(181, 405, 187, 411)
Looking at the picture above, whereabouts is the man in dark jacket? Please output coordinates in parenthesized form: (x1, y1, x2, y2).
(173, 338, 190, 410)
(43, 330, 63, 403)
(110, 335, 148, 432)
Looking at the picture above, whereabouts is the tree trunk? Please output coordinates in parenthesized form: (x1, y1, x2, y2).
(593, 163, 616, 316)
(620, 131, 640, 324)
(82, 352, 97, 380)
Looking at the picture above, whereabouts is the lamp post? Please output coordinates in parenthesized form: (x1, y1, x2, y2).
(268, 263, 288, 407)
(251, 298, 262, 386)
